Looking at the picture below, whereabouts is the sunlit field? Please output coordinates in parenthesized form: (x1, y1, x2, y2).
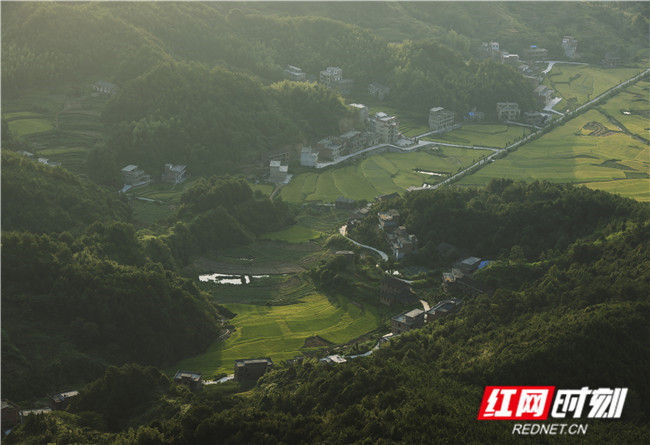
(459, 108, 650, 201)
(281, 147, 490, 203)
(545, 64, 643, 110)
(169, 293, 383, 378)
(425, 124, 531, 148)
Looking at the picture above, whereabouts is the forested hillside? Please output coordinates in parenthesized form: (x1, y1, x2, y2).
(1, 151, 131, 234)
(1, 229, 226, 401)
(5, 183, 649, 443)
(350, 179, 648, 268)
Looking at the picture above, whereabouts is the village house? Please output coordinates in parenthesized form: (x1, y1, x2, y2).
(370, 112, 400, 144)
(456, 256, 482, 275)
(500, 52, 520, 66)
(426, 298, 463, 322)
(442, 272, 492, 297)
(269, 160, 289, 183)
(349, 103, 369, 124)
(534, 85, 554, 106)
(234, 358, 273, 381)
(377, 209, 400, 230)
(300, 146, 319, 167)
(173, 370, 203, 392)
(339, 130, 366, 153)
(335, 250, 356, 266)
(387, 226, 419, 260)
(37, 158, 61, 168)
(561, 36, 578, 59)
(368, 82, 390, 100)
(390, 308, 425, 335)
(481, 41, 501, 59)
(524, 111, 549, 126)
(496, 102, 520, 121)
(283, 65, 307, 81)
(20, 408, 52, 424)
(48, 391, 79, 411)
(428, 107, 455, 132)
(316, 136, 344, 161)
(319, 354, 347, 364)
(380, 275, 418, 306)
(161, 164, 187, 184)
(524, 45, 548, 62)
(93, 80, 118, 95)
(320, 67, 353, 96)
(121, 165, 151, 186)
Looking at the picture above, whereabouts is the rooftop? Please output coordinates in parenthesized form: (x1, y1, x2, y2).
(122, 164, 139, 172)
(174, 370, 202, 382)
(235, 358, 273, 367)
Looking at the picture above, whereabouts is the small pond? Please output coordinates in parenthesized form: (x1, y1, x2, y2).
(199, 273, 271, 285)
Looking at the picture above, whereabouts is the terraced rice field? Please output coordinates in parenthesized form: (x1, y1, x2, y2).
(425, 124, 531, 148)
(545, 65, 643, 110)
(459, 109, 650, 201)
(596, 79, 649, 142)
(280, 147, 490, 203)
(169, 293, 383, 378)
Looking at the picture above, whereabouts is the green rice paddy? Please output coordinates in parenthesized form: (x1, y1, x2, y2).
(280, 147, 490, 203)
(425, 124, 531, 148)
(458, 109, 650, 201)
(169, 293, 383, 378)
(545, 65, 643, 110)
(7, 118, 53, 136)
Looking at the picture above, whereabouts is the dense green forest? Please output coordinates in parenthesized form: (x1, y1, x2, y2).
(1, 151, 131, 233)
(1, 228, 227, 401)
(350, 179, 648, 267)
(5, 182, 649, 443)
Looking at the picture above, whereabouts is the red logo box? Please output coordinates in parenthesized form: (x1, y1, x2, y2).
(478, 386, 555, 420)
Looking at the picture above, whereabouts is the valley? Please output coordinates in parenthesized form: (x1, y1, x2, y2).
(1, 2, 648, 443)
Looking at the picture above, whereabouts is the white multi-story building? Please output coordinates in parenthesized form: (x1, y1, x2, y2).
(300, 146, 319, 167)
(161, 164, 187, 184)
(283, 65, 306, 81)
(319, 67, 343, 89)
(349, 103, 369, 124)
(428, 107, 455, 132)
(496, 102, 520, 121)
(269, 160, 289, 183)
(370, 112, 399, 144)
(121, 165, 151, 186)
(561, 36, 578, 59)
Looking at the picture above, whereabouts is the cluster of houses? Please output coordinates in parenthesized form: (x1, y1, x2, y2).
(377, 209, 419, 260)
(300, 105, 401, 165)
(283, 65, 390, 101)
(2, 390, 79, 434)
(390, 298, 463, 335)
(120, 163, 187, 191)
(442, 256, 493, 298)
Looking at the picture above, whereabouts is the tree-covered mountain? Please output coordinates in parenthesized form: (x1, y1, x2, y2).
(350, 179, 647, 268)
(5, 183, 649, 444)
(1, 151, 131, 234)
(1, 228, 227, 401)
